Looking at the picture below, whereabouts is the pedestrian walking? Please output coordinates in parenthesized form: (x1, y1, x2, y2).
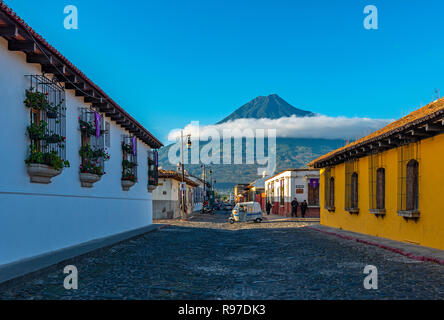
(291, 198, 298, 217)
(266, 201, 272, 215)
(300, 200, 308, 218)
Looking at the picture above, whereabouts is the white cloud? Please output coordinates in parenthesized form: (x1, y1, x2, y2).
(167, 115, 393, 141)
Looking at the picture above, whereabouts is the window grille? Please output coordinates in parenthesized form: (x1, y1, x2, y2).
(148, 149, 159, 187)
(308, 179, 320, 206)
(79, 108, 106, 174)
(25, 74, 66, 162)
(369, 152, 385, 210)
(105, 121, 111, 148)
(122, 135, 138, 181)
(324, 167, 335, 209)
(398, 142, 420, 212)
(345, 159, 359, 211)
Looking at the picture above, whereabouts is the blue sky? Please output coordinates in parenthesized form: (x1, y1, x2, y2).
(5, 0, 444, 142)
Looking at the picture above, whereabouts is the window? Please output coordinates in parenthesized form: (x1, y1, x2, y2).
(345, 159, 359, 213)
(148, 149, 159, 188)
(376, 168, 386, 210)
(324, 167, 335, 210)
(280, 179, 284, 205)
(79, 108, 107, 176)
(369, 152, 385, 213)
(398, 142, 420, 217)
(308, 179, 320, 206)
(25, 74, 66, 163)
(122, 135, 138, 182)
(406, 160, 419, 211)
(329, 177, 335, 209)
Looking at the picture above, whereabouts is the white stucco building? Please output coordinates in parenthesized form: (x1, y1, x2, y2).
(152, 169, 207, 219)
(264, 169, 320, 217)
(0, 3, 162, 269)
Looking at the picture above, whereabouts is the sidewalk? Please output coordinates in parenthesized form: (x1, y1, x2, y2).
(308, 225, 444, 265)
(263, 213, 320, 223)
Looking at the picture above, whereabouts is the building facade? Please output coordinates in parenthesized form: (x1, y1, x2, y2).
(152, 170, 200, 219)
(246, 176, 267, 210)
(264, 169, 320, 217)
(0, 4, 162, 267)
(309, 100, 444, 250)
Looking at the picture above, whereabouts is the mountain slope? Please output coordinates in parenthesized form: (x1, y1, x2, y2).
(158, 94, 342, 192)
(158, 138, 345, 192)
(217, 94, 314, 124)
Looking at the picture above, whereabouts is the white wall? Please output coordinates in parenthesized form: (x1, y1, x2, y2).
(265, 170, 320, 203)
(0, 38, 155, 266)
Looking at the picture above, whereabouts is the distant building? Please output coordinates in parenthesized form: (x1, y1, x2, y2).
(152, 169, 206, 219)
(309, 98, 444, 250)
(186, 173, 210, 212)
(246, 176, 268, 210)
(264, 169, 320, 217)
(234, 183, 250, 203)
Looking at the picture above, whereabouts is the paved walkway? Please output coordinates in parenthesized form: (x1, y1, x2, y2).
(1, 211, 442, 300)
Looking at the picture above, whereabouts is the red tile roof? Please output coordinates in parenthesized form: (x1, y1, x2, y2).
(309, 97, 444, 167)
(158, 170, 199, 187)
(0, 1, 163, 148)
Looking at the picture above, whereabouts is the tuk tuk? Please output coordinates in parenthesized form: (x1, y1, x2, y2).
(229, 202, 263, 224)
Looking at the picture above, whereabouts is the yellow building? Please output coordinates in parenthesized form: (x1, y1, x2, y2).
(309, 100, 444, 250)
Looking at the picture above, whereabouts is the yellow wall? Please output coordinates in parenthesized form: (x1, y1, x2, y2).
(320, 133, 444, 250)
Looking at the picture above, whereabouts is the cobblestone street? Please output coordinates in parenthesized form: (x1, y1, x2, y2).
(1, 211, 443, 300)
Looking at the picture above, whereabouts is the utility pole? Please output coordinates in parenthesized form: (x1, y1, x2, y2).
(201, 164, 206, 213)
(180, 131, 191, 220)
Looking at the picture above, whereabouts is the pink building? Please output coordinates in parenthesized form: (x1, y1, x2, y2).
(264, 169, 320, 217)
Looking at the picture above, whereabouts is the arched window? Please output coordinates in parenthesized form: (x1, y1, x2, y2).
(376, 168, 385, 210)
(351, 173, 358, 209)
(329, 177, 335, 208)
(406, 160, 419, 211)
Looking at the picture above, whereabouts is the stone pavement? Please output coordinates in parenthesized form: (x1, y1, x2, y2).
(1, 210, 443, 300)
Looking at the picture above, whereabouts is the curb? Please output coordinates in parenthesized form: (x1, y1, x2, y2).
(0, 223, 169, 289)
(307, 227, 444, 265)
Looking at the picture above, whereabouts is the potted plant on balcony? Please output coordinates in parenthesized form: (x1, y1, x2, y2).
(27, 121, 48, 141)
(24, 89, 51, 111)
(121, 172, 137, 191)
(79, 162, 105, 188)
(25, 146, 70, 183)
(78, 145, 109, 188)
(44, 133, 66, 144)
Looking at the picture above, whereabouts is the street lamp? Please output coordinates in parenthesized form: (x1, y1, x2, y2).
(180, 131, 191, 220)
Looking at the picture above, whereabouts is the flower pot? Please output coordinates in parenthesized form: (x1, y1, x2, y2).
(79, 172, 102, 188)
(27, 163, 62, 184)
(122, 180, 136, 191)
(46, 111, 58, 119)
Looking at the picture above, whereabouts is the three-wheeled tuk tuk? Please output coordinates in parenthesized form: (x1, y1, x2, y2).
(229, 202, 263, 224)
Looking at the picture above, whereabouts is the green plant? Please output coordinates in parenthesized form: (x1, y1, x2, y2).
(122, 142, 133, 154)
(27, 121, 48, 140)
(122, 172, 136, 182)
(44, 133, 66, 144)
(79, 118, 105, 136)
(79, 144, 109, 175)
(25, 146, 70, 171)
(80, 161, 105, 176)
(122, 159, 137, 169)
(24, 89, 51, 111)
(79, 145, 110, 161)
